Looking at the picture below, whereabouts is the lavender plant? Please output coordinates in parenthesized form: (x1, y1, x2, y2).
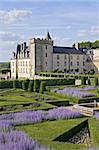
(46, 107, 81, 120)
(95, 112, 99, 120)
(56, 88, 96, 98)
(0, 131, 49, 150)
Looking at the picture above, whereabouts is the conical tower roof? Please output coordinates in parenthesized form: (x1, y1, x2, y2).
(46, 32, 51, 40)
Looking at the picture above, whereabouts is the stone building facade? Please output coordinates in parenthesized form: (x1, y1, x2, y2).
(11, 32, 96, 79)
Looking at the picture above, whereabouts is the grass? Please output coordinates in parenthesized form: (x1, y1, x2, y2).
(0, 88, 99, 149)
(17, 118, 87, 150)
(89, 118, 99, 147)
(0, 89, 56, 114)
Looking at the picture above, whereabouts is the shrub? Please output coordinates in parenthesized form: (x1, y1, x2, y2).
(13, 80, 22, 89)
(0, 80, 13, 89)
(81, 76, 86, 85)
(39, 81, 46, 94)
(46, 79, 75, 86)
(28, 80, 34, 92)
(88, 79, 91, 85)
(33, 80, 40, 92)
(94, 77, 98, 86)
(22, 80, 29, 90)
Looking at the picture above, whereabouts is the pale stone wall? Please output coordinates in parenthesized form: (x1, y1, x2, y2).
(11, 59, 17, 79)
(53, 54, 69, 72)
(53, 53, 86, 73)
(17, 59, 31, 79)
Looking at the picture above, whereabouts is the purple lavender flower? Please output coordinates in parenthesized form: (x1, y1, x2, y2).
(56, 88, 96, 98)
(0, 131, 49, 150)
(95, 112, 99, 120)
(46, 107, 81, 120)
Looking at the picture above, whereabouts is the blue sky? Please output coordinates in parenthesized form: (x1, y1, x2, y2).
(0, 0, 99, 62)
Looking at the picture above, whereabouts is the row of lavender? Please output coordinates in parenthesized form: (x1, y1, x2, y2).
(0, 107, 82, 150)
(0, 107, 82, 130)
(0, 131, 48, 150)
(55, 86, 97, 98)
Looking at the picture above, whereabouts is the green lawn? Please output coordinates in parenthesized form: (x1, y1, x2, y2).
(0, 88, 99, 149)
(17, 118, 87, 150)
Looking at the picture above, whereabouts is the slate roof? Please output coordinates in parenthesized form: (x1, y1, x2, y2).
(53, 46, 85, 54)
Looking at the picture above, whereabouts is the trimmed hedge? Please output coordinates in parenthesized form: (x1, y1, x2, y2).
(47, 101, 69, 107)
(13, 80, 23, 89)
(46, 79, 75, 86)
(81, 76, 86, 85)
(28, 80, 34, 92)
(79, 97, 99, 104)
(0, 78, 75, 90)
(39, 81, 46, 94)
(54, 119, 88, 142)
(0, 80, 13, 89)
(22, 80, 29, 90)
(94, 77, 98, 86)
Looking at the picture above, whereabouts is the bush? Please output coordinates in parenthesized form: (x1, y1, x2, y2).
(33, 80, 40, 92)
(13, 80, 23, 89)
(22, 80, 29, 90)
(28, 80, 34, 92)
(46, 79, 75, 86)
(0, 80, 13, 89)
(88, 79, 91, 85)
(94, 77, 98, 86)
(81, 76, 86, 85)
(39, 81, 46, 94)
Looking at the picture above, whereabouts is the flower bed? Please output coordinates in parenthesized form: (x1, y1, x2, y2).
(95, 112, 99, 120)
(0, 108, 82, 150)
(0, 108, 82, 125)
(46, 107, 81, 120)
(56, 87, 96, 98)
(0, 131, 48, 150)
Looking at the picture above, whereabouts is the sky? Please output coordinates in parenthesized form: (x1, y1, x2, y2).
(0, 0, 99, 62)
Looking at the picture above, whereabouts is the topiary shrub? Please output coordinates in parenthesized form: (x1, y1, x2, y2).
(0, 80, 13, 89)
(94, 77, 98, 86)
(88, 79, 91, 85)
(33, 80, 40, 92)
(28, 80, 34, 92)
(81, 76, 86, 85)
(13, 80, 17, 89)
(22, 80, 29, 90)
(39, 81, 46, 94)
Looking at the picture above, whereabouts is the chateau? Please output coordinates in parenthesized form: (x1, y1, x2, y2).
(11, 32, 99, 79)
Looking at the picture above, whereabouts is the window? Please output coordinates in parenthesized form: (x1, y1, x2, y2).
(83, 55, 85, 60)
(77, 61, 79, 66)
(83, 61, 85, 66)
(45, 45, 47, 50)
(46, 62, 47, 66)
(71, 55, 73, 59)
(29, 61, 31, 66)
(13, 68, 14, 73)
(64, 61, 66, 66)
(26, 61, 27, 66)
(77, 55, 79, 60)
(45, 53, 47, 57)
(57, 61, 59, 66)
(23, 61, 24, 66)
(71, 61, 73, 66)
(57, 55, 59, 60)
(26, 68, 28, 73)
(64, 55, 67, 59)
(12, 62, 14, 66)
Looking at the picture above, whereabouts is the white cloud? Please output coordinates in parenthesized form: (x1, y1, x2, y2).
(90, 26, 99, 35)
(54, 37, 72, 46)
(0, 9, 32, 24)
(78, 26, 99, 37)
(0, 32, 25, 42)
(78, 30, 87, 37)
